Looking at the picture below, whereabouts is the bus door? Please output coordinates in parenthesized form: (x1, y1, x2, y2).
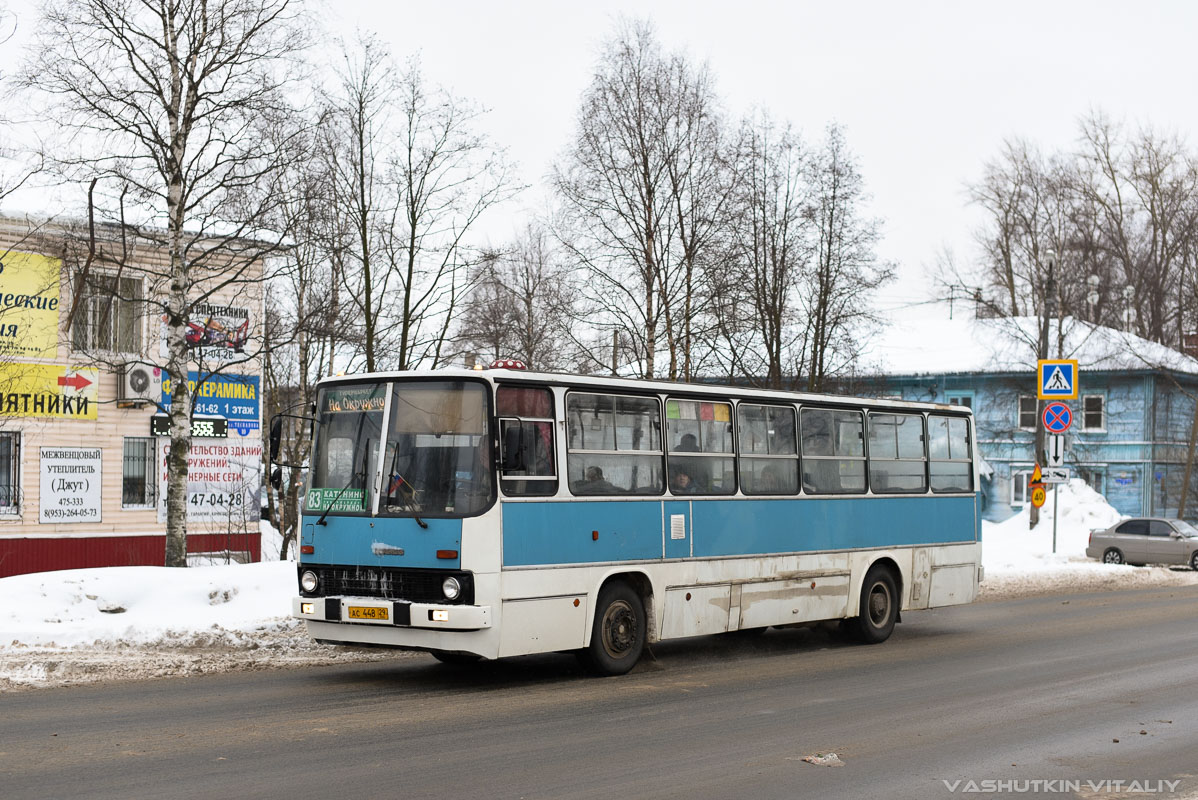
(663, 499, 691, 559)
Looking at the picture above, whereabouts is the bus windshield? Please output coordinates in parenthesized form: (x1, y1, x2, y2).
(307, 380, 493, 517)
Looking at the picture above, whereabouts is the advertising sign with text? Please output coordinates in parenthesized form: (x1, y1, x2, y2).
(39, 447, 102, 524)
(157, 439, 261, 524)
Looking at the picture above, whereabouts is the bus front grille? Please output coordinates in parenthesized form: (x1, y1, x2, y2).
(300, 565, 474, 605)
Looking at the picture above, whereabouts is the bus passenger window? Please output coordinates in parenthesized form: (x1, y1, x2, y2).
(867, 413, 927, 493)
(666, 399, 735, 494)
(800, 408, 866, 494)
(929, 415, 972, 492)
(566, 393, 663, 495)
(738, 404, 799, 495)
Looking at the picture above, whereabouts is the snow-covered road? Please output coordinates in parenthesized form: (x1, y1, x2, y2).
(2, 481, 1194, 690)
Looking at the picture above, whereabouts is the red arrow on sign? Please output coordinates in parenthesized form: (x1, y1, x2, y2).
(57, 373, 92, 390)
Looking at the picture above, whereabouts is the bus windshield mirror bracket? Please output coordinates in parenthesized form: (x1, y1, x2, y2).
(269, 411, 318, 468)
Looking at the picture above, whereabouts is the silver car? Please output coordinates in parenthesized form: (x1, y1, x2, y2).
(1086, 517, 1198, 569)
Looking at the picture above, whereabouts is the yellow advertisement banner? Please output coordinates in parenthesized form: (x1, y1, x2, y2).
(0, 364, 98, 419)
(0, 251, 61, 359)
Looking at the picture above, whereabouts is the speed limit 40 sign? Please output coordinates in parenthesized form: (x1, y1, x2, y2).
(1031, 484, 1047, 508)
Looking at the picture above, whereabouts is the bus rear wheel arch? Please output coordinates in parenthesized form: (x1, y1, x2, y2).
(849, 563, 899, 644)
(580, 579, 647, 676)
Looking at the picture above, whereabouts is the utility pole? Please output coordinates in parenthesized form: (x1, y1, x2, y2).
(1031, 250, 1057, 529)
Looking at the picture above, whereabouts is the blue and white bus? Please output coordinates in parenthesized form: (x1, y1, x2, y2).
(273, 365, 982, 675)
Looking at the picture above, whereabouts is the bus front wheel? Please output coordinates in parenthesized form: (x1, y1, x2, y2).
(849, 565, 898, 644)
(581, 581, 646, 676)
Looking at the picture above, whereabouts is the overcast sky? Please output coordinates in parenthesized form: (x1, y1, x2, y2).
(5, 0, 1198, 314)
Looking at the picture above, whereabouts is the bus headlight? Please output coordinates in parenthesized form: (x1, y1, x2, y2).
(442, 576, 462, 601)
(301, 570, 319, 593)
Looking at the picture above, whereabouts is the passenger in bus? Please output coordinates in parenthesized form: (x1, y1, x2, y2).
(673, 434, 709, 491)
(670, 466, 699, 494)
(575, 465, 617, 494)
(758, 464, 784, 494)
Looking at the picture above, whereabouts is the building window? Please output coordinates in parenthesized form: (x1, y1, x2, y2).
(122, 437, 156, 507)
(0, 432, 20, 513)
(1018, 396, 1037, 430)
(1010, 469, 1032, 506)
(1082, 395, 1105, 431)
(72, 273, 143, 354)
(947, 393, 973, 408)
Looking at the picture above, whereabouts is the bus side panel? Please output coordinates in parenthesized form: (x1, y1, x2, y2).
(502, 501, 663, 567)
(692, 495, 976, 558)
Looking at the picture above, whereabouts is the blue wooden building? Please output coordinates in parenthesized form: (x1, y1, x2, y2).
(851, 314, 1198, 522)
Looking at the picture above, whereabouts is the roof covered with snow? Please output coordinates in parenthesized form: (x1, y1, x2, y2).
(861, 311, 1198, 377)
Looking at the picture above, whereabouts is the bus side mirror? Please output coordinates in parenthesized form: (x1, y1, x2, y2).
(269, 415, 283, 464)
(501, 420, 526, 471)
(270, 466, 282, 491)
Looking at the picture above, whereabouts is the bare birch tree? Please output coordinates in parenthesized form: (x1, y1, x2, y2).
(455, 222, 575, 370)
(324, 36, 519, 373)
(23, 0, 308, 566)
(712, 114, 812, 389)
(555, 19, 725, 380)
(802, 125, 893, 391)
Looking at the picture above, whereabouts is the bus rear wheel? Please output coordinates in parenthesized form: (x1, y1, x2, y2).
(580, 581, 646, 676)
(849, 565, 898, 644)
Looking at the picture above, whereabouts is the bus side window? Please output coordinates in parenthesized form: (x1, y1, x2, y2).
(497, 386, 557, 497)
(929, 415, 973, 492)
(566, 393, 663, 495)
(738, 404, 799, 495)
(666, 398, 735, 494)
(800, 408, 866, 494)
(868, 412, 927, 493)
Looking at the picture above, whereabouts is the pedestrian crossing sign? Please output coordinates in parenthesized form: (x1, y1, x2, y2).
(1037, 359, 1078, 400)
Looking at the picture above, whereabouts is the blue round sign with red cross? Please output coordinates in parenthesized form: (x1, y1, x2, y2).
(1042, 401, 1072, 433)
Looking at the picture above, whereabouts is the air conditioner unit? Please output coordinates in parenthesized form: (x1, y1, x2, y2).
(119, 362, 163, 405)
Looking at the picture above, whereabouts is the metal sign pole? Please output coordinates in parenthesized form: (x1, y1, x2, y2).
(1052, 484, 1059, 554)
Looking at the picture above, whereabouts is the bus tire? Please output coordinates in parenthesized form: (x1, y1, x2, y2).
(581, 581, 646, 676)
(850, 565, 898, 644)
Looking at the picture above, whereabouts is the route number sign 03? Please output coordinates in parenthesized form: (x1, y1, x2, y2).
(1042, 402, 1073, 433)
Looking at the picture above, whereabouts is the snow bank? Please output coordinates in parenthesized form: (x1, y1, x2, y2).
(980, 479, 1198, 597)
(0, 561, 297, 648)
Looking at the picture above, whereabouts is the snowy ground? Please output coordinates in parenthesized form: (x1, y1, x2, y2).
(3, 483, 1196, 691)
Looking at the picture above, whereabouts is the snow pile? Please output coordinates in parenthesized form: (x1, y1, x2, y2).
(980, 479, 1198, 597)
(0, 559, 395, 690)
(0, 561, 296, 648)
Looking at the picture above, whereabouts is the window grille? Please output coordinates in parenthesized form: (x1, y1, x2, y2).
(122, 437, 156, 507)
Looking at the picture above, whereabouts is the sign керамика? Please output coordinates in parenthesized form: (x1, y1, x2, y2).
(160, 371, 259, 435)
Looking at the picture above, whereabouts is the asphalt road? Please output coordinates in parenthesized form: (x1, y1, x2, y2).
(3, 586, 1197, 800)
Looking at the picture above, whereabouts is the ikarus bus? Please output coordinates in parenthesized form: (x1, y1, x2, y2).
(271, 364, 982, 675)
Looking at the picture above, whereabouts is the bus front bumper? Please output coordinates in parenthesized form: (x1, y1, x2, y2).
(292, 596, 492, 631)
